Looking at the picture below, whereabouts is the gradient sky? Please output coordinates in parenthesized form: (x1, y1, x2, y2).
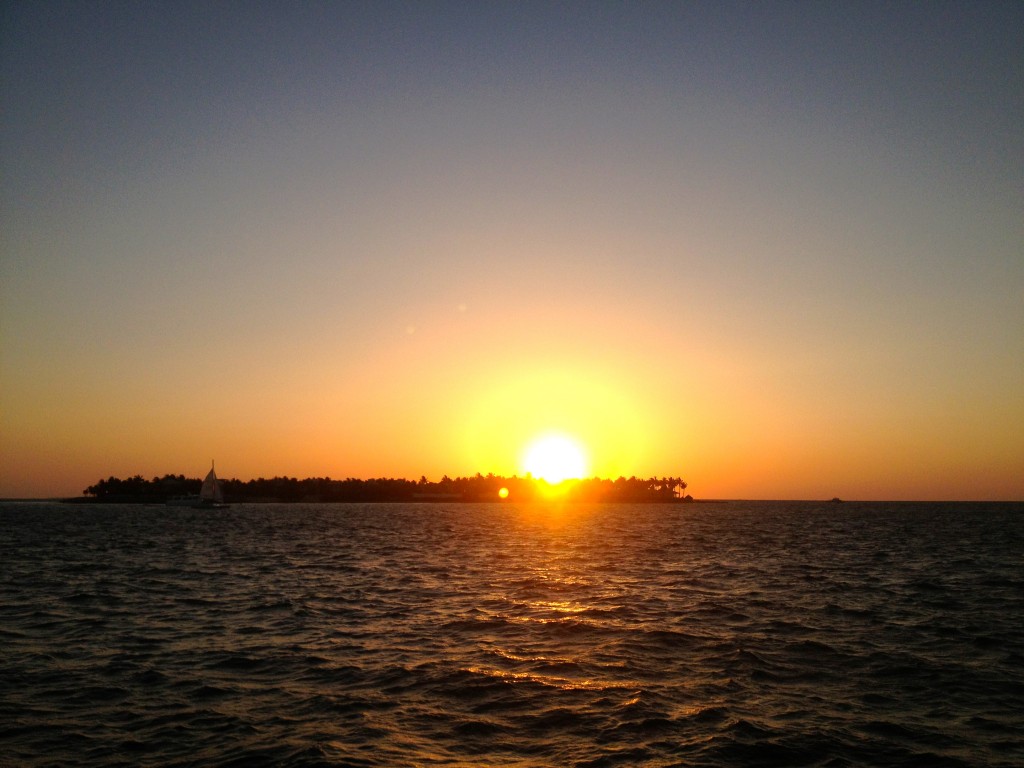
(2, 1, 1022, 500)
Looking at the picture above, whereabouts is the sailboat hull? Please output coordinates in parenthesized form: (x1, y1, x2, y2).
(193, 500, 230, 509)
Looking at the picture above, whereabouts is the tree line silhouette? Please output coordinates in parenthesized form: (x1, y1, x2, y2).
(79, 473, 690, 503)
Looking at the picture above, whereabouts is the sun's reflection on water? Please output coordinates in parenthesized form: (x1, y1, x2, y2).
(459, 506, 649, 703)
(462, 664, 634, 693)
(526, 599, 589, 614)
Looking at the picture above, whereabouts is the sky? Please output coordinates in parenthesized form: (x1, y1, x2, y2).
(2, 1, 1022, 500)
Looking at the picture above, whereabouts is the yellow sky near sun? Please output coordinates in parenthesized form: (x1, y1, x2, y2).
(458, 364, 656, 480)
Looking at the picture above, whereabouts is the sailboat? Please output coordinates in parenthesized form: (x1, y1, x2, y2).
(196, 462, 229, 508)
(166, 462, 230, 508)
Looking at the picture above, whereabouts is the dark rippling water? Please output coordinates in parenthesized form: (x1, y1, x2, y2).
(2, 501, 1023, 767)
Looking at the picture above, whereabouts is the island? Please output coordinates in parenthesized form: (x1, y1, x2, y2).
(71, 473, 693, 504)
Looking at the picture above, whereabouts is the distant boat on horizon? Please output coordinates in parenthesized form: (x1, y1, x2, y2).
(166, 462, 230, 509)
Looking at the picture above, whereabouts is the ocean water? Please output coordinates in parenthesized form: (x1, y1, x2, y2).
(1, 501, 1022, 767)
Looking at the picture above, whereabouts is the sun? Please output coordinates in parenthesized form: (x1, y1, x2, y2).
(522, 434, 588, 484)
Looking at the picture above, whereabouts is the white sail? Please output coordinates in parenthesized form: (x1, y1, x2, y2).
(199, 465, 224, 504)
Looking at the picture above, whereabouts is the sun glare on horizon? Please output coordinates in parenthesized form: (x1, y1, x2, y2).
(522, 434, 588, 484)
